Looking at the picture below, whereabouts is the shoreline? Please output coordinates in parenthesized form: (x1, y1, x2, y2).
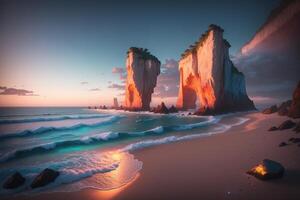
(6, 112, 300, 200)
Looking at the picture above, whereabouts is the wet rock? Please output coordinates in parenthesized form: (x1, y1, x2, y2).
(262, 105, 278, 114)
(153, 102, 169, 114)
(31, 168, 59, 189)
(279, 142, 288, 147)
(168, 105, 178, 113)
(3, 172, 25, 189)
(278, 120, 296, 130)
(268, 126, 278, 131)
(247, 159, 285, 180)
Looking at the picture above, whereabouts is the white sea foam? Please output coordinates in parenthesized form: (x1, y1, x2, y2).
(0, 114, 110, 124)
(0, 115, 122, 139)
(0, 151, 142, 195)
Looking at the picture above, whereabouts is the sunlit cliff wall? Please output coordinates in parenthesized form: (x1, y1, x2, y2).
(177, 25, 255, 114)
(124, 47, 160, 110)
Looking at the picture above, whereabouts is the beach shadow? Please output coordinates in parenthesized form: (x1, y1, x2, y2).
(272, 169, 300, 187)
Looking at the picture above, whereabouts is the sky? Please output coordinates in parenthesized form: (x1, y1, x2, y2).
(0, 0, 281, 107)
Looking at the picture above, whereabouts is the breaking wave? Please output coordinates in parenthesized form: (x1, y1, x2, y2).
(0, 151, 142, 195)
(0, 114, 110, 124)
(0, 115, 122, 139)
(0, 116, 220, 162)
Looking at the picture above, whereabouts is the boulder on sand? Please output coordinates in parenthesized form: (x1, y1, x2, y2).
(294, 122, 300, 133)
(262, 105, 278, 114)
(3, 172, 25, 189)
(278, 120, 296, 130)
(247, 159, 285, 180)
(279, 142, 288, 147)
(31, 168, 59, 189)
(277, 100, 292, 116)
(268, 126, 278, 131)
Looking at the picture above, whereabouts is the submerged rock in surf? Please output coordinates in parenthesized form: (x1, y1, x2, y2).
(3, 172, 25, 189)
(31, 168, 59, 189)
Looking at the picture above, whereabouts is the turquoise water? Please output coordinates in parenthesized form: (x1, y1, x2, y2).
(0, 107, 248, 195)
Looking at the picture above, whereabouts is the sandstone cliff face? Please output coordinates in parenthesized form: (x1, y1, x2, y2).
(241, 0, 300, 55)
(124, 47, 160, 110)
(288, 81, 300, 118)
(177, 25, 255, 114)
(236, 0, 300, 104)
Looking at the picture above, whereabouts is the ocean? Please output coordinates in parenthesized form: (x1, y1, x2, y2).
(0, 107, 249, 196)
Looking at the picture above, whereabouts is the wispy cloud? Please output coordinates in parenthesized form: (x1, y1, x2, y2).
(80, 81, 88, 85)
(153, 59, 179, 98)
(89, 88, 101, 91)
(112, 67, 126, 80)
(0, 86, 38, 96)
(108, 83, 124, 90)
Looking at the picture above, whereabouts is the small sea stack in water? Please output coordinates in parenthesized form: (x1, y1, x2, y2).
(3, 172, 25, 189)
(31, 168, 60, 189)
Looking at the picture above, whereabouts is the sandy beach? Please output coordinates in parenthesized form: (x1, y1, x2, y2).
(7, 112, 300, 200)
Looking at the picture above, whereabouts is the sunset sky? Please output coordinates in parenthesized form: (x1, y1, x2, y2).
(0, 0, 280, 107)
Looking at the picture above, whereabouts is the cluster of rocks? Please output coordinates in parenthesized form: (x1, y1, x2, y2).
(151, 102, 178, 114)
(262, 81, 300, 118)
(268, 119, 298, 132)
(87, 105, 108, 109)
(2, 168, 59, 190)
(279, 137, 300, 147)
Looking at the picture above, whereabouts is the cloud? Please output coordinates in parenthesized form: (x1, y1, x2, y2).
(80, 81, 88, 85)
(108, 83, 124, 90)
(112, 67, 125, 74)
(153, 59, 179, 98)
(0, 86, 38, 96)
(112, 67, 126, 80)
(89, 88, 101, 91)
(233, 49, 299, 104)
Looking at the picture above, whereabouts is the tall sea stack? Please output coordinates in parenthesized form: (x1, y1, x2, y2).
(177, 25, 255, 114)
(124, 47, 161, 110)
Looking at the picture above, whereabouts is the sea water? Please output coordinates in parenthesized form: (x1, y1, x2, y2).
(0, 107, 249, 196)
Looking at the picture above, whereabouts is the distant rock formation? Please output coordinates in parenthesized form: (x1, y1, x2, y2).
(113, 97, 119, 108)
(152, 102, 169, 114)
(288, 81, 300, 118)
(124, 47, 161, 110)
(176, 25, 255, 114)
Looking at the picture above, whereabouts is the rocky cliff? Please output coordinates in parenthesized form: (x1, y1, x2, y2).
(177, 25, 255, 114)
(124, 47, 161, 110)
(236, 0, 300, 104)
(241, 0, 300, 55)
